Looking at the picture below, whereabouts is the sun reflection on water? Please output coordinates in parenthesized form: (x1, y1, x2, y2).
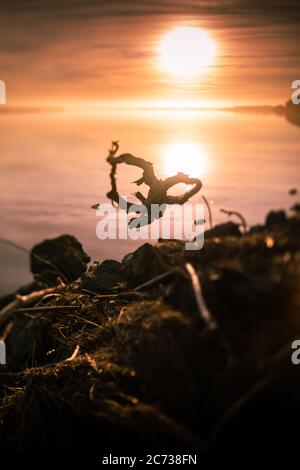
(162, 141, 208, 178)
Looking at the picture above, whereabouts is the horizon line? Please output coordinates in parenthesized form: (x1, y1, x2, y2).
(0, 103, 287, 115)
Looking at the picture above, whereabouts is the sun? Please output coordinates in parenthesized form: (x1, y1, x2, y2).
(158, 26, 216, 79)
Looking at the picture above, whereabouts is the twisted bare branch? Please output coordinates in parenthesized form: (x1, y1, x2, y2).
(103, 142, 203, 226)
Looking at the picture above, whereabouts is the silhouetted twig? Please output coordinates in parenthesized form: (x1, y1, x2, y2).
(0, 237, 69, 283)
(185, 263, 217, 331)
(202, 195, 213, 229)
(0, 286, 61, 327)
(220, 208, 247, 232)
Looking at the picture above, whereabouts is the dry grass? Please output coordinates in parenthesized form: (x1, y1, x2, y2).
(0, 213, 300, 449)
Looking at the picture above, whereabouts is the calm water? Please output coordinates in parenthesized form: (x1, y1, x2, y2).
(0, 109, 299, 294)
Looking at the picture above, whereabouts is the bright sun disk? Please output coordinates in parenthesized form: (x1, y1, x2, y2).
(158, 26, 216, 79)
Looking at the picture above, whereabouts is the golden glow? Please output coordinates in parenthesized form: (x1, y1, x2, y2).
(158, 26, 216, 79)
(163, 141, 208, 177)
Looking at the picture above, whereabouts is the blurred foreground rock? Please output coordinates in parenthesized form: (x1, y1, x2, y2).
(31, 234, 90, 283)
(81, 259, 123, 293)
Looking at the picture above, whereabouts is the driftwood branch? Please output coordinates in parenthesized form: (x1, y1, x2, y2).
(99, 142, 203, 226)
(0, 286, 61, 328)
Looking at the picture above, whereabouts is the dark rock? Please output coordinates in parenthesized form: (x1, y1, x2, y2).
(122, 242, 166, 287)
(248, 224, 264, 234)
(205, 222, 241, 239)
(81, 259, 122, 293)
(266, 210, 287, 228)
(31, 235, 90, 282)
(291, 203, 300, 214)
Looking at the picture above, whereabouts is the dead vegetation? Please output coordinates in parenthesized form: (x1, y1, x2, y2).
(93, 141, 202, 227)
(0, 209, 300, 449)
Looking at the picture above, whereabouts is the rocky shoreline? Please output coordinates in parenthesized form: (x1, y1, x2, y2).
(0, 209, 299, 449)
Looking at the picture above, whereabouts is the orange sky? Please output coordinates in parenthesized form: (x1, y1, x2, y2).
(1, 1, 299, 108)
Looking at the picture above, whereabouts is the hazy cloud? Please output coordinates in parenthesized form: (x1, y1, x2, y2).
(0, 1, 299, 105)
(1, 1, 300, 21)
